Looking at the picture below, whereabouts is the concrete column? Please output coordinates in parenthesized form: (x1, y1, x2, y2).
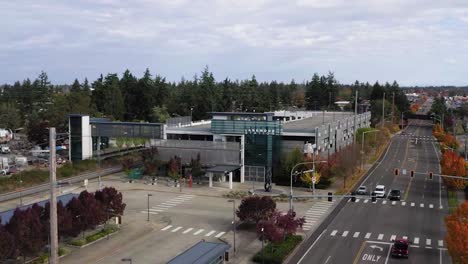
(221, 173, 226, 182)
(208, 172, 213, 188)
(240, 135, 245, 183)
(229, 172, 233, 190)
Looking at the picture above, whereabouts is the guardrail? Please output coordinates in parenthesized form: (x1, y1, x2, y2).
(0, 166, 122, 203)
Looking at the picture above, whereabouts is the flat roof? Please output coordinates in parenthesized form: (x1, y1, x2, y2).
(283, 112, 353, 133)
(205, 165, 241, 173)
(209, 112, 274, 116)
(167, 241, 230, 264)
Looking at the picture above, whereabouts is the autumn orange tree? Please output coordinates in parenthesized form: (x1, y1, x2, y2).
(440, 151, 467, 190)
(433, 123, 445, 141)
(445, 201, 468, 264)
(442, 134, 460, 150)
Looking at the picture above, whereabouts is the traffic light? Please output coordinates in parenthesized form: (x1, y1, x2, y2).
(394, 169, 399, 176)
(429, 172, 433, 180)
(410, 170, 414, 178)
(328, 192, 333, 202)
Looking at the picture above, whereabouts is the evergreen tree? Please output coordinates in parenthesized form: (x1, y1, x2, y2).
(70, 79, 81, 93)
(305, 73, 321, 110)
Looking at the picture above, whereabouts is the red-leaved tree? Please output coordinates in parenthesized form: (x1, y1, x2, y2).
(445, 201, 468, 264)
(237, 196, 276, 224)
(0, 219, 16, 261)
(95, 187, 127, 218)
(256, 210, 305, 243)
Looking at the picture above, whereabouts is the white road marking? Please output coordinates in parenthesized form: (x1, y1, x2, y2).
(426, 239, 431, 246)
(182, 228, 194, 234)
(377, 234, 384, 240)
(297, 229, 327, 264)
(414, 237, 419, 244)
(324, 256, 331, 264)
(330, 230, 338, 236)
(391, 201, 396, 205)
(193, 229, 205, 235)
(141, 211, 158, 215)
(382, 200, 387, 205)
(390, 235, 396, 241)
(205, 230, 217, 237)
(342, 231, 349, 237)
(355, 199, 360, 202)
(161, 225, 173, 231)
(353, 232, 360, 238)
(403, 236, 408, 240)
(429, 204, 434, 208)
(438, 240, 443, 247)
(215, 232, 226, 238)
(363, 199, 369, 203)
(172, 226, 183, 232)
(411, 202, 415, 207)
(420, 203, 424, 208)
(402, 202, 406, 206)
(162, 201, 181, 205)
(157, 204, 175, 208)
(365, 233, 371, 239)
(150, 208, 166, 211)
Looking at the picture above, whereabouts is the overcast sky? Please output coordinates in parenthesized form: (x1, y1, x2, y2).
(1, 0, 468, 86)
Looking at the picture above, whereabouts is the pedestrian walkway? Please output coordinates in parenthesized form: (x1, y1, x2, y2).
(347, 198, 442, 209)
(327, 229, 446, 250)
(160, 224, 227, 238)
(140, 194, 195, 215)
(302, 201, 335, 231)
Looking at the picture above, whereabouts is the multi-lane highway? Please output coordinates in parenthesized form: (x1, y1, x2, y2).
(289, 119, 452, 264)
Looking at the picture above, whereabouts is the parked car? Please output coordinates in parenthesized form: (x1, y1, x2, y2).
(388, 189, 401, 201)
(374, 185, 386, 198)
(356, 185, 368, 195)
(391, 239, 409, 258)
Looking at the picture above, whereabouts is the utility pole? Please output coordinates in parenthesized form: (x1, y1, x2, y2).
(392, 92, 395, 124)
(49, 128, 58, 264)
(354, 90, 358, 144)
(382, 92, 385, 127)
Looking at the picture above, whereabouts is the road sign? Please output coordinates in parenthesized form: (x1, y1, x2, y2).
(402, 169, 407, 175)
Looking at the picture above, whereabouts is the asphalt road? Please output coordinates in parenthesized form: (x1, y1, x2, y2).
(289, 119, 452, 264)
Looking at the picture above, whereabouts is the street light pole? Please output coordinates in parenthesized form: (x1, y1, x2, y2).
(290, 160, 328, 211)
(49, 127, 58, 264)
(261, 227, 264, 264)
(227, 199, 236, 255)
(147, 194, 153, 222)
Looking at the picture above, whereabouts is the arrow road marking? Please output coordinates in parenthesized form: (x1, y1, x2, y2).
(369, 245, 384, 251)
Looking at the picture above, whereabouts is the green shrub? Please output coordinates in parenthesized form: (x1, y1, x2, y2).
(57, 163, 74, 178)
(253, 235, 303, 264)
(70, 239, 86, 247)
(84, 227, 118, 244)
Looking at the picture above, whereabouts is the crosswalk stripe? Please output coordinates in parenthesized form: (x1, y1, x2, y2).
(162, 201, 181, 205)
(342, 231, 349, 237)
(172, 226, 183, 232)
(420, 203, 424, 208)
(182, 228, 194, 234)
(390, 235, 396, 241)
(402, 202, 406, 206)
(161, 225, 173, 231)
(215, 232, 226, 238)
(205, 230, 216, 237)
(414, 237, 419, 244)
(426, 239, 431, 246)
(429, 204, 434, 208)
(141, 211, 158, 214)
(382, 200, 387, 205)
(438, 240, 443, 247)
(411, 202, 415, 207)
(353, 232, 360, 238)
(151, 208, 166, 212)
(378, 234, 384, 240)
(364, 199, 369, 203)
(365, 233, 371, 239)
(355, 199, 360, 202)
(331, 230, 338, 236)
(391, 201, 396, 205)
(193, 229, 204, 235)
(157, 204, 175, 208)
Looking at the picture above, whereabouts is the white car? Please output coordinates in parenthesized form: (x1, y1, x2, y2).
(374, 185, 386, 198)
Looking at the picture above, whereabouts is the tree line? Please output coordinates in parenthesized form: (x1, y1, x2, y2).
(0, 68, 410, 145)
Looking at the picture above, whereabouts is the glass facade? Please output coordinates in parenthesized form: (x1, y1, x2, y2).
(69, 116, 83, 161)
(211, 120, 282, 135)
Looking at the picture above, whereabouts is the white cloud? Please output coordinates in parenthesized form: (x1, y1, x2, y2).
(0, 0, 468, 85)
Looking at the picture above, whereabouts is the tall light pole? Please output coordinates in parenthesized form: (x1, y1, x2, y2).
(147, 193, 153, 222)
(361, 130, 380, 170)
(289, 160, 327, 211)
(382, 92, 385, 128)
(49, 127, 58, 264)
(227, 199, 236, 255)
(261, 227, 265, 264)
